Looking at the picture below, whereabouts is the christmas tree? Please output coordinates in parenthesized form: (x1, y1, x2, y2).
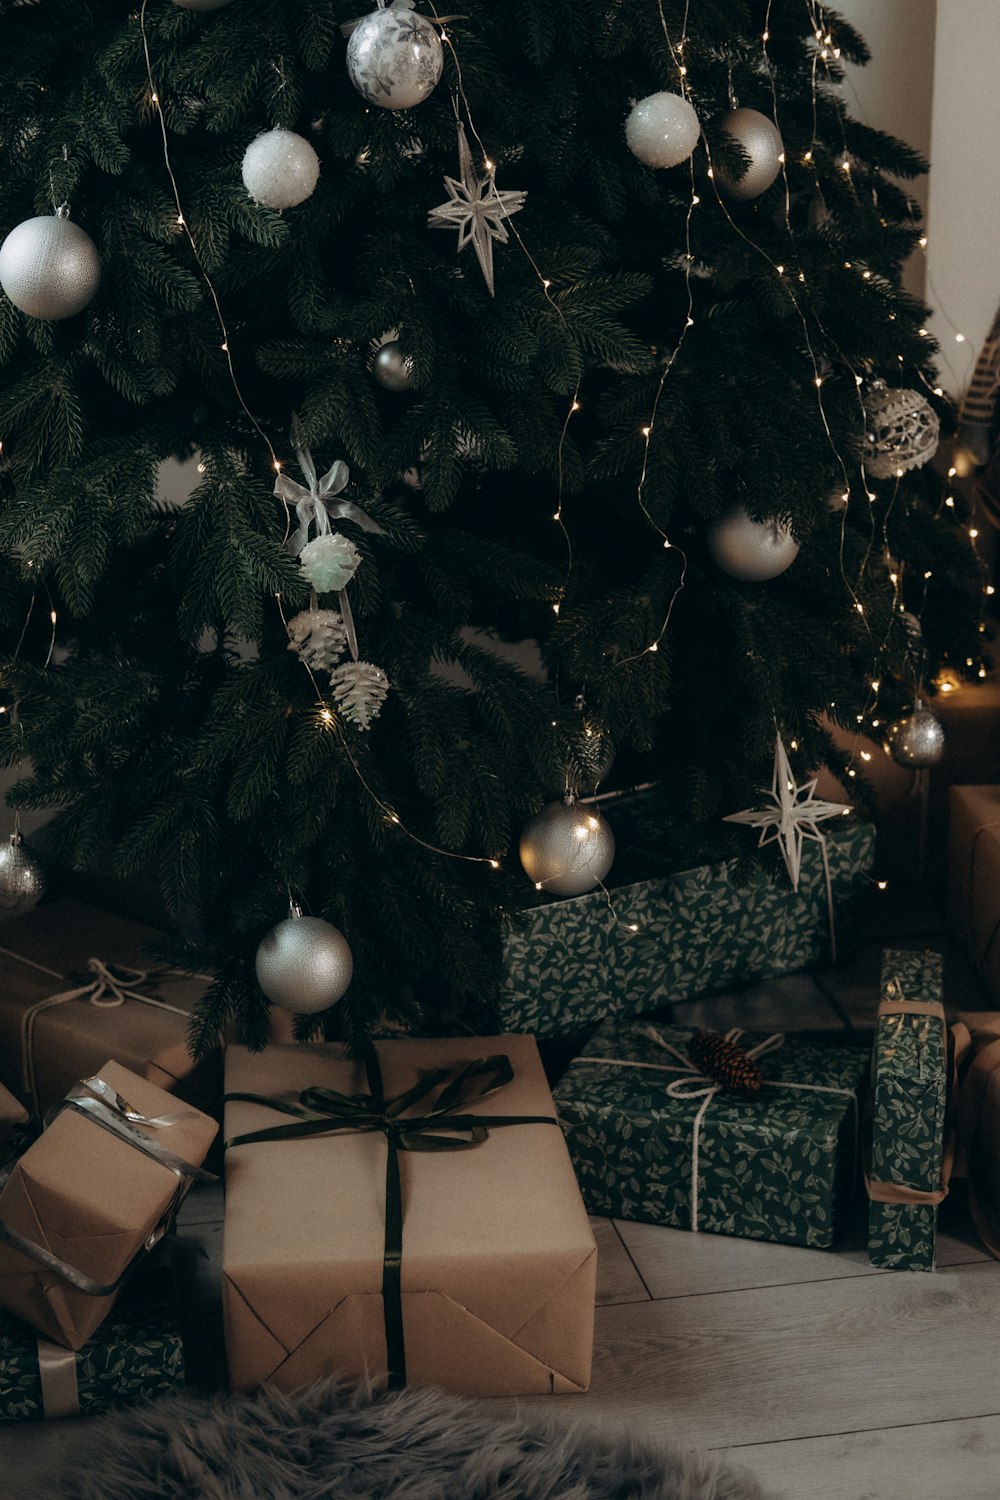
(0, 0, 986, 1047)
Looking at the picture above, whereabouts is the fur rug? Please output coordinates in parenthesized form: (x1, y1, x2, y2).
(60, 1380, 773, 1500)
(58, 1379, 774, 1500)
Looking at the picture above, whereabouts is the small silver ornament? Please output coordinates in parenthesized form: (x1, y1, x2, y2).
(0, 832, 46, 912)
(372, 340, 414, 392)
(0, 212, 101, 320)
(346, 6, 443, 111)
(625, 91, 701, 169)
(863, 382, 940, 479)
(707, 504, 799, 581)
(241, 129, 320, 210)
(255, 902, 354, 1013)
(519, 796, 615, 898)
(715, 108, 783, 202)
(884, 700, 945, 768)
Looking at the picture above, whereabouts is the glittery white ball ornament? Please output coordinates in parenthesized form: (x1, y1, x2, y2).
(299, 532, 362, 593)
(255, 903, 354, 1013)
(884, 700, 945, 768)
(0, 832, 46, 912)
(241, 129, 320, 211)
(519, 796, 615, 898)
(0, 213, 101, 320)
(707, 504, 799, 582)
(715, 108, 783, 201)
(373, 340, 414, 392)
(625, 91, 701, 169)
(346, 7, 444, 111)
(173, 0, 232, 8)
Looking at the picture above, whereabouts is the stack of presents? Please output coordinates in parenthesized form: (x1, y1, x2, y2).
(2, 800, 1000, 1424)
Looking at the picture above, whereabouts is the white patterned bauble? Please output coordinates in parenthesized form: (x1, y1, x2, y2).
(863, 382, 940, 479)
(0, 832, 45, 912)
(884, 701, 945, 768)
(242, 129, 320, 210)
(255, 905, 354, 1013)
(707, 504, 799, 581)
(346, 7, 444, 111)
(625, 91, 701, 169)
(519, 797, 615, 898)
(715, 108, 784, 201)
(0, 214, 101, 320)
(299, 532, 362, 593)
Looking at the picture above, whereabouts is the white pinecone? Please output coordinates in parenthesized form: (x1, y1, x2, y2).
(286, 609, 348, 671)
(329, 660, 389, 730)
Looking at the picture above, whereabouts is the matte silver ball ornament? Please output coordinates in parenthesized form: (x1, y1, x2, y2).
(0, 214, 101, 320)
(706, 504, 799, 581)
(715, 108, 784, 201)
(346, 8, 444, 111)
(372, 340, 414, 392)
(255, 903, 354, 1014)
(241, 129, 320, 210)
(884, 700, 945, 768)
(0, 832, 46, 912)
(519, 796, 615, 898)
(625, 91, 701, 169)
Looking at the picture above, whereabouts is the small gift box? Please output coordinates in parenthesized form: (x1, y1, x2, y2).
(555, 1020, 868, 1247)
(223, 1035, 596, 1397)
(0, 897, 220, 1118)
(866, 949, 949, 1272)
(0, 1060, 217, 1349)
(948, 785, 1000, 1006)
(0, 1268, 184, 1423)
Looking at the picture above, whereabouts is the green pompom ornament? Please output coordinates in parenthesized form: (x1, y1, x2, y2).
(299, 533, 362, 593)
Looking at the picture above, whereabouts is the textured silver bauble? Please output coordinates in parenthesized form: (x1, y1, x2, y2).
(346, 8, 444, 111)
(255, 906, 354, 1013)
(715, 108, 784, 201)
(0, 832, 46, 912)
(519, 798, 615, 898)
(241, 129, 320, 210)
(863, 382, 940, 479)
(625, 91, 701, 169)
(0, 214, 101, 320)
(884, 702, 945, 768)
(707, 504, 799, 581)
(372, 340, 414, 392)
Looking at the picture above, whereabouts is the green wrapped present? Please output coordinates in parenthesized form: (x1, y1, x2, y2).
(0, 1268, 184, 1423)
(497, 817, 875, 1036)
(555, 1020, 869, 1247)
(867, 949, 949, 1272)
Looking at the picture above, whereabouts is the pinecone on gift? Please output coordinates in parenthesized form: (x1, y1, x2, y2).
(689, 1031, 763, 1094)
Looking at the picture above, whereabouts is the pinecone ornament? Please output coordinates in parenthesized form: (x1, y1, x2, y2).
(286, 608, 348, 671)
(688, 1030, 763, 1094)
(329, 660, 389, 730)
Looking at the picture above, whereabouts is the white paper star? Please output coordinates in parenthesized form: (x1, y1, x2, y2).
(427, 123, 526, 296)
(723, 735, 852, 891)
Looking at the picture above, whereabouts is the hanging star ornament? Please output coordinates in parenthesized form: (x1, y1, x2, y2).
(427, 123, 526, 296)
(723, 735, 852, 891)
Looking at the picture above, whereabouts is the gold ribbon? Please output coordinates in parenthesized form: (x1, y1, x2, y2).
(36, 1338, 80, 1419)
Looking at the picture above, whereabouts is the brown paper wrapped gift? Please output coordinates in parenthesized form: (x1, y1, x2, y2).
(948, 786, 1000, 1005)
(952, 1012, 1000, 1258)
(0, 898, 219, 1118)
(0, 1060, 217, 1349)
(0, 1081, 28, 1156)
(223, 1035, 597, 1397)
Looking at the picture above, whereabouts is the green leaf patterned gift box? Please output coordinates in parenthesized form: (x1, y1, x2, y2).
(867, 949, 948, 1272)
(0, 1268, 184, 1424)
(555, 1021, 869, 1247)
(498, 818, 875, 1036)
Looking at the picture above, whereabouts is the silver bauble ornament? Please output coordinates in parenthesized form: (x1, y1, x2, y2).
(255, 903, 354, 1014)
(0, 213, 101, 320)
(519, 796, 615, 898)
(346, 8, 444, 111)
(372, 340, 414, 392)
(715, 108, 784, 202)
(0, 832, 46, 912)
(707, 504, 799, 581)
(173, 0, 232, 8)
(625, 91, 701, 169)
(241, 129, 320, 210)
(863, 381, 940, 479)
(884, 700, 945, 768)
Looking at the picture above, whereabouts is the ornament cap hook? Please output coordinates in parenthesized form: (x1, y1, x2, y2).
(287, 899, 304, 920)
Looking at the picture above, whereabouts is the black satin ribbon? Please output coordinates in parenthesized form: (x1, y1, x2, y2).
(224, 1046, 557, 1388)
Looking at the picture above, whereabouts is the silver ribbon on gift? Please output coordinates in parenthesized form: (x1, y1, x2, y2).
(36, 1338, 81, 1419)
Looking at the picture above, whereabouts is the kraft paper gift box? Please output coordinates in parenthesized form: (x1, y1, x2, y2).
(0, 1080, 28, 1154)
(952, 1011, 1000, 1260)
(554, 1020, 868, 1247)
(948, 785, 1000, 1006)
(0, 1268, 184, 1424)
(222, 1035, 597, 1397)
(0, 897, 221, 1119)
(0, 1060, 217, 1349)
(497, 817, 875, 1036)
(867, 950, 949, 1272)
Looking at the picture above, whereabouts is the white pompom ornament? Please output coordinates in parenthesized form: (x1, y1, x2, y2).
(255, 902, 354, 1014)
(715, 108, 784, 201)
(0, 212, 101, 320)
(241, 129, 320, 210)
(519, 795, 615, 898)
(625, 92, 701, 169)
(707, 504, 799, 582)
(346, 6, 444, 111)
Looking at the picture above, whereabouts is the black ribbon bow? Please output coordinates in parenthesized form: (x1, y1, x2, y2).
(224, 1044, 557, 1388)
